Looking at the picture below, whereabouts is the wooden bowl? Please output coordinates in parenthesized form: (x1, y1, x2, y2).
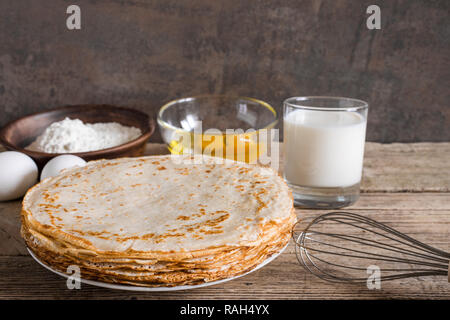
(0, 105, 155, 169)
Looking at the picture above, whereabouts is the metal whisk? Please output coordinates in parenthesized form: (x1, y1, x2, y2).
(292, 212, 449, 283)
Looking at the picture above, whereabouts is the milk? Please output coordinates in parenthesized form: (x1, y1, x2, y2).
(284, 110, 366, 188)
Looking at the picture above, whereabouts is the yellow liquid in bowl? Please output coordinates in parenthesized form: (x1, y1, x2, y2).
(168, 132, 267, 164)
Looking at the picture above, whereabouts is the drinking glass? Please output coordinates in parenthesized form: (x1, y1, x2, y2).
(283, 96, 369, 208)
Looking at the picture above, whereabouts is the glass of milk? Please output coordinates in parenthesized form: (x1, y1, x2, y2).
(283, 97, 368, 208)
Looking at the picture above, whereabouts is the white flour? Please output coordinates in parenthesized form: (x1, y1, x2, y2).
(27, 117, 142, 153)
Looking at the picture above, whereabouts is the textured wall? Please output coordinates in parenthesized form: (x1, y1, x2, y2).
(0, 0, 448, 142)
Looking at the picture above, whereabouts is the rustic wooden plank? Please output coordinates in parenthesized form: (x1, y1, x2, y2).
(2, 193, 448, 256)
(362, 142, 450, 193)
(143, 143, 170, 156)
(0, 204, 447, 299)
(278, 142, 450, 193)
(0, 201, 23, 256)
(295, 206, 450, 257)
(145, 142, 450, 192)
(0, 251, 448, 300)
(1, 142, 449, 192)
(348, 192, 450, 211)
(0, 142, 448, 299)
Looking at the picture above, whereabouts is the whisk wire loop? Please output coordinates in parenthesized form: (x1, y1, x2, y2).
(292, 212, 449, 283)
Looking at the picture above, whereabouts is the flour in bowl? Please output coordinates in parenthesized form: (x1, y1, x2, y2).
(27, 117, 142, 153)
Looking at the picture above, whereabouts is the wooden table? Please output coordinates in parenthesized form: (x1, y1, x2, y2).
(0, 143, 448, 299)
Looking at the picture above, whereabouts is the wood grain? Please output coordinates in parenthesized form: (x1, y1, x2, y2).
(362, 143, 450, 193)
(0, 142, 448, 299)
(279, 142, 450, 193)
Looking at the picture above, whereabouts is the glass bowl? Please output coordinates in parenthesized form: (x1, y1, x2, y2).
(157, 95, 278, 163)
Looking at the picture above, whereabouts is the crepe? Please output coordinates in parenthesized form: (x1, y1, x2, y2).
(21, 155, 296, 286)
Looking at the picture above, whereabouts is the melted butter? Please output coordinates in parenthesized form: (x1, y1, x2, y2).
(168, 131, 266, 164)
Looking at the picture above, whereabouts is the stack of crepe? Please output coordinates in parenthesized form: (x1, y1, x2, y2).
(21, 155, 296, 287)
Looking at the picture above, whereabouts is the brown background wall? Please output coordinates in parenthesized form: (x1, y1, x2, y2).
(0, 0, 448, 142)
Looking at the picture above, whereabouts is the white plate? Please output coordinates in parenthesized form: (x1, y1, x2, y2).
(27, 243, 287, 292)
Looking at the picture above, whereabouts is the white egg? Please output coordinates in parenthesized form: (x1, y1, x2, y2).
(41, 155, 86, 181)
(0, 151, 38, 201)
